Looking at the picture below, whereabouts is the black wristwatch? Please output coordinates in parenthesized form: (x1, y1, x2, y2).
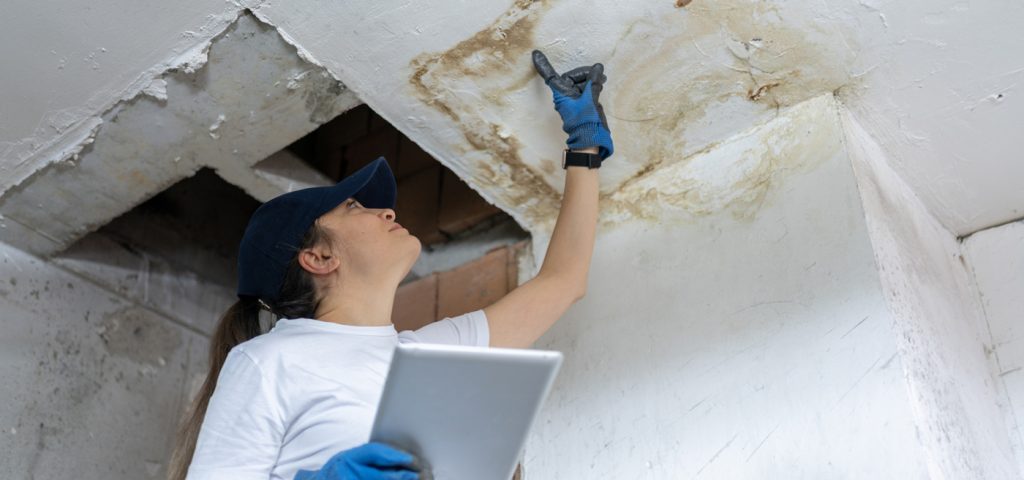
(562, 149, 602, 169)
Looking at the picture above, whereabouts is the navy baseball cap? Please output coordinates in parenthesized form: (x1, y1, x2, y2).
(237, 157, 396, 302)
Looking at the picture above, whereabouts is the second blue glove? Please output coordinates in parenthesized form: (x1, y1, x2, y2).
(293, 442, 422, 480)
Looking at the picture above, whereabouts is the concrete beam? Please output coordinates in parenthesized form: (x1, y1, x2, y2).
(214, 149, 334, 203)
(0, 13, 358, 258)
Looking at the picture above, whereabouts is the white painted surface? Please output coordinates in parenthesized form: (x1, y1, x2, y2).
(844, 110, 1019, 478)
(0, 241, 210, 479)
(0, 0, 261, 194)
(526, 96, 929, 478)
(7, 0, 1018, 237)
(839, 0, 1024, 235)
(964, 220, 1024, 473)
(0, 14, 357, 257)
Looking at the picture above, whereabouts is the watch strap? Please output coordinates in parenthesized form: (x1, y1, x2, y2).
(562, 150, 602, 169)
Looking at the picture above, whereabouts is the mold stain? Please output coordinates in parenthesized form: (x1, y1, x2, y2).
(410, 0, 856, 230)
(603, 94, 843, 226)
(97, 306, 182, 367)
(410, 0, 560, 229)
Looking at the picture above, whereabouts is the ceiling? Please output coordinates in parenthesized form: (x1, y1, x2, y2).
(2, 0, 1020, 243)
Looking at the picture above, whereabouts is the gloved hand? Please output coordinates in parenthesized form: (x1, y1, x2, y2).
(532, 50, 614, 159)
(293, 442, 424, 480)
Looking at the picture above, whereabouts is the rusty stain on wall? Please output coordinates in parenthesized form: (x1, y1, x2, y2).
(410, 0, 856, 231)
(410, 0, 560, 229)
(604, 94, 842, 225)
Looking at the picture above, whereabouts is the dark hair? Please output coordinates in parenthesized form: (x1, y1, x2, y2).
(167, 221, 332, 480)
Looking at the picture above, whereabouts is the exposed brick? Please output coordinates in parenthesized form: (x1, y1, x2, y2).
(397, 136, 437, 179)
(392, 274, 438, 332)
(438, 170, 500, 236)
(437, 247, 510, 319)
(395, 166, 445, 245)
(343, 128, 399, 176)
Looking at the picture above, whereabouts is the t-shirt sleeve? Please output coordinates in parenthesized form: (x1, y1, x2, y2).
(398, 309, 490, 347)
(186, 347, 284, 480)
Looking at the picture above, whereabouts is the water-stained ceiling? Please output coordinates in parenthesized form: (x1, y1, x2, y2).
(2, 0, 1020, 243)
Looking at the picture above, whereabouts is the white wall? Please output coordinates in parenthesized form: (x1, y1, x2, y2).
(844, 110, 1018, 478)
(838, 0, 1024, 235)
(964, 221, 1024, 473)
(525, 96, 930, 478)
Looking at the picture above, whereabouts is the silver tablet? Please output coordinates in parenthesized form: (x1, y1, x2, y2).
(370, 343, 563, 480)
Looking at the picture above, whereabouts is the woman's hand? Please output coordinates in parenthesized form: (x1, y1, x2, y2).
(293, 442, 426, 480)
(531, 49, 614, 159)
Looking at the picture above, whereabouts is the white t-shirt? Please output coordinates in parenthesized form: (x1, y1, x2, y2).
(186, 310, 490, 480)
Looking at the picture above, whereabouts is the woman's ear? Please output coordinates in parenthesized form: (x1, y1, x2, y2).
(297, 244, 340, 275)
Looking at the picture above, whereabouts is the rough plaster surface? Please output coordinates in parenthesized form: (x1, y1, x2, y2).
(0, 241, 209, 479)
(526, 95, 929, 478)
(5, 0, 1018, 235)
(839, 0, 1024, 235)
(964, 221, 1024, 473)
(52, 232, 235, 337)
(0, 13, 350, 257)
(844, 110, 1019, 478)
(0, 0, 260, 193)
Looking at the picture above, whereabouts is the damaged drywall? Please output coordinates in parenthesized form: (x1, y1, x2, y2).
(0, 13, 350, 257)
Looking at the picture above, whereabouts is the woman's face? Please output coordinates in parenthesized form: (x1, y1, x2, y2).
(313, 198, 421, 282)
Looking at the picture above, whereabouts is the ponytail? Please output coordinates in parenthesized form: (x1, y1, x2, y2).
(167, 221, 333, 479)
(167, 297, 261, 480)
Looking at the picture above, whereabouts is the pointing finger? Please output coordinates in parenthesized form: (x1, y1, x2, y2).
(587, 63, 605, 85)
(531, 50, 560, 82)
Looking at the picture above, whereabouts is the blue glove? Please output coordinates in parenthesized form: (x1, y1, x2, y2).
(532, 50, 614, 160)
(294, 442, 422, 480)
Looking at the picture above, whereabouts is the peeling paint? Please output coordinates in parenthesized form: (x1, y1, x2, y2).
(0, 5, 253, 198)
(0, 12, 358, 257)
(141, 78, 169, 102)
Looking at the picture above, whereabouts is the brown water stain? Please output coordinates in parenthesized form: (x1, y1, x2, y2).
(409, 0, 856, 230)
(409, 0, 559, 228)
(602, 94, 842, 227)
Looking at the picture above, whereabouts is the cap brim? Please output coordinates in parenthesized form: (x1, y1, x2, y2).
(317, 157, 396, 214)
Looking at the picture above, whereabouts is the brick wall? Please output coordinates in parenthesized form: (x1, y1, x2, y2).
(392, 241, 528, 332)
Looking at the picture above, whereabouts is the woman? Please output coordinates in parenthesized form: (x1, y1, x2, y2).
(169, 50, 613, 480)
